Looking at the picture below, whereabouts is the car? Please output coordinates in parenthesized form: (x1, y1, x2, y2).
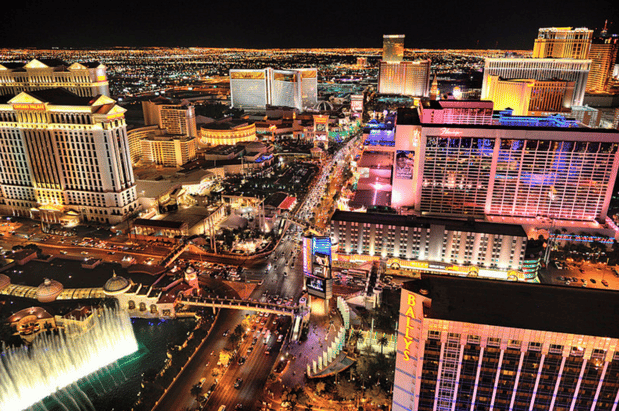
(602, 279, 609, 287)
(590, 278, 597, 284)
(80, 251, 89, 255)
(197, 377, 206, 389)
(252, 337, 258, 345)
(223, 329, 229, 337)
(580, 278, 585, 283)
(238, 356, 246, 365)
(582, 281, 588, 287)
(247, 346, 254, 354)
(265, 346, 272, 355)
(235, 404, 243, 410)
(234, 378, 243, 388)
(277, 334, 284, 342)
(572, 277, 578, 282)
(60, 250, 68, 255)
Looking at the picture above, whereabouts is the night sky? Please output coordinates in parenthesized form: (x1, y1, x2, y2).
(2, 0, 618, 50)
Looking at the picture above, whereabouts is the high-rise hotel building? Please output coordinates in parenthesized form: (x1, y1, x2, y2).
(485, 76, 576, 116)
(383, 34, 405, 63)
(391, 107, 619, 224)
(0, 59, 110, 98)
(481, 58, 591, 108)
(0, 89, 138, 224)
(586, 35, 619, 92)
(378, 34, 431, 97)
(394, 275, 619, 411)
(229, 68, 317, 111)
(378, 60, 432, 97)
(533, 27, 593, 60)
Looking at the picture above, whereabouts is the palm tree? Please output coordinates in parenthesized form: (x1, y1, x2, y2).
(349, 329, 363, 346)
(377, 335, 389, 355)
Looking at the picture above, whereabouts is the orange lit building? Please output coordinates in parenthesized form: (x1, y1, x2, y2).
(586, 36, 619, 92)
(383, 34, 405, 63)
(0, 89, 138, 224)
(0, 59, 110, 98)
(486, 75, 575, 115)
(199, 121, 257, 146)
(533, 27, 593, 59)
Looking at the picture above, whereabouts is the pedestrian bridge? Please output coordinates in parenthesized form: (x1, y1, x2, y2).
(177, 294, 300, 317)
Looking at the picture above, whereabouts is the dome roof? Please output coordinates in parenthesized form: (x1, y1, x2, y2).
(103, 271, 131, 295)
(36, 278, 63, 303)
(0, 274, 10, 290)
(314, 101, 334, 111)
(8, 306, 53, 323)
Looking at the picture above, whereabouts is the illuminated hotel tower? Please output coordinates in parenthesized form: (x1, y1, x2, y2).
(383, 34, 405, 62)
(482, 58, 591, 107)
(485, 76, 575, 115)
(378, 60, 431, 97)
(230, 68, 317, 111)
(586, 25, 619, 92)
(394, 275, 619, 411)
(0, 59, 110, 97)
(0, 89, 138, 224)
(379, 34, 431, 97)
(393, 107, 619, 223)
(533, 27, 593, 59)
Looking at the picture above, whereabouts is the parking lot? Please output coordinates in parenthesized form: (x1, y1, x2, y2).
(541, 260, 619, 290)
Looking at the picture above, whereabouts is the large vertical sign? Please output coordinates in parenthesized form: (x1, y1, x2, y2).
(393, 288, 424, 411)
(304, 236, 333, 299)
(313, 115, 329, 149)
(302, 236, 313, 276)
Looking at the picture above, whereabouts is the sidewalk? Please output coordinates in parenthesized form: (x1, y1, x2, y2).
(277, 297, 354, 387)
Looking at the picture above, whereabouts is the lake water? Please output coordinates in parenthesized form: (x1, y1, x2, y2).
(33, 317, 195, 411)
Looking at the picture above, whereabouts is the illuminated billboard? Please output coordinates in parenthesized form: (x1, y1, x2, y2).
(395, 150, 414, 180)
(312, 237, 332, 256)
(302, 236, 313, 276)
(303, 236, 333, 299)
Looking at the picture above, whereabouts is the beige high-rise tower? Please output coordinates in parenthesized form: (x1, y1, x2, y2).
(533, 27, 593, 59)
(586, 22, 619, 92)
(383, 34, 405, 63)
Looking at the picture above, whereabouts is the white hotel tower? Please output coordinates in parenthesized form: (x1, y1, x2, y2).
(230, 68, 317, 111)
(0, 88, 138, 225)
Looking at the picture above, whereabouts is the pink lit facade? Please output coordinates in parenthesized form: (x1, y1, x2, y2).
(393, 118, 619, 222)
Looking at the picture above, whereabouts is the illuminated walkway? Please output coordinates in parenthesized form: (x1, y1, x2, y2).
(177, 294, 300, 317)
(0, 283, 105, 300)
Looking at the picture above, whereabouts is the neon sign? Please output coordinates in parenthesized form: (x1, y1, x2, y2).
(13, 104, 45, 111)
(403, 292, 417, 361)
(439, 128, 463, 136)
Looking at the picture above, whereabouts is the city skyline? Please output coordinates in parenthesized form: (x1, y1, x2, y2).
(1, 0, 617, 50)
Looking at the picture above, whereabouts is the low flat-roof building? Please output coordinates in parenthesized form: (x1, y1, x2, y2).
(330, 210, 528, 279)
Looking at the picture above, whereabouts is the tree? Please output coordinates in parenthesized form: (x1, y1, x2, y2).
(366, 385, 389, 407)
(234, 323, 245, 338)
(336, 379, 356, 400)
(349, 329, 363, 346)
(377, 335, 389, 355)
(315, 381, 326, 395)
